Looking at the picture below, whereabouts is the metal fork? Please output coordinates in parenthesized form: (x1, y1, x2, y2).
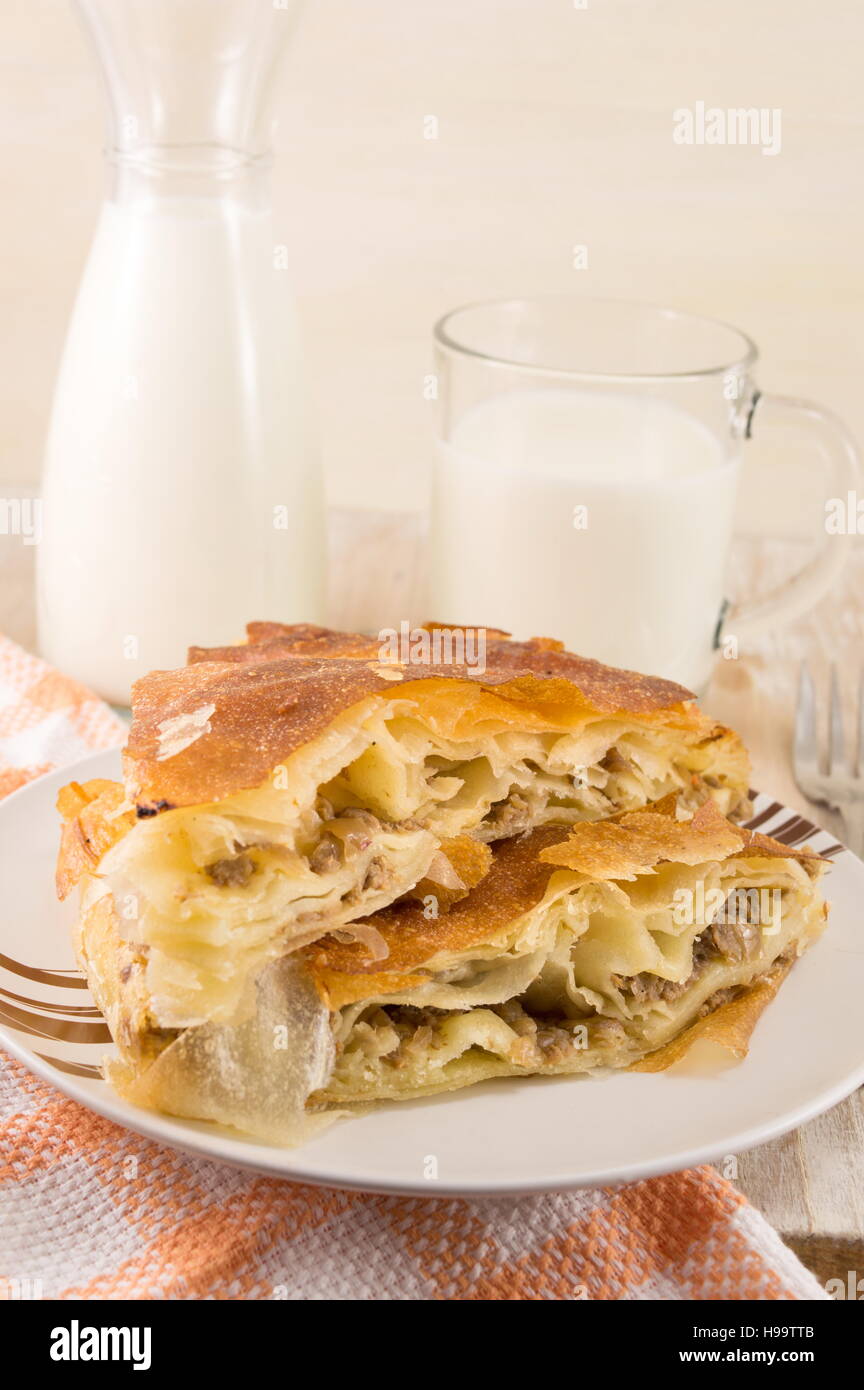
(794, 662, 864, 856)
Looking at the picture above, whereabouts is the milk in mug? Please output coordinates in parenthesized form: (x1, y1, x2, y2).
(429, 389, 740, 691)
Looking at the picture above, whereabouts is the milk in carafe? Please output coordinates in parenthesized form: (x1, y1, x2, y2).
(39, 193, 324, 702)
(37, 0, 324, 704)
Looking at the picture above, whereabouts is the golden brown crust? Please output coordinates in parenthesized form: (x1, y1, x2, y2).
(739, 827, 825, 864)
(56, 780, 135, 900)
(420, 621, 517, 644)
(186, 622, 696, 709)
(541, 795, 827, 878)
(538, 799, 824, 879)
(304, 826, 566, 1008)
(307, 968, 430, 1011)
(188, 621, 533, 665)
(126, 622, 725, 808)
(629, 956, 796, 1071)
(537, 800, 742, 877)
(125, 657, 389, 807)
(188, 622, 379, 664)
(400, 834, 493, 911)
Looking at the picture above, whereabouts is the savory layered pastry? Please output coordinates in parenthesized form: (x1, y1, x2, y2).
(65, 798, 827, 1143)
(307, 800, 827, 1106)
(57, 625, 750, 1049)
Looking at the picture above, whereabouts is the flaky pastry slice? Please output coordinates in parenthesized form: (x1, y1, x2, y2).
(56, 624, 749, 1046)
(78, 800, 826, 1144)
(305, 799, 827, 1108)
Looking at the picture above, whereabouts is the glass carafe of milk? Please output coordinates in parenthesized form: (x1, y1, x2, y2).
(38, 0, 325, 704)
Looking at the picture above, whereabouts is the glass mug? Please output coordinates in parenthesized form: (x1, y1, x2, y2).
(428, 296, 860, 692)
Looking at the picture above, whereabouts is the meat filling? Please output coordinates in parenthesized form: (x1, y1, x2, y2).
(614, 897, 767, 1006)
(484, 792, 532, 836)
(205, 852, 256, 887)
(345, 890, 779, 1076)
(345, 999, 629, 1073)
(309, 833, 343, 875)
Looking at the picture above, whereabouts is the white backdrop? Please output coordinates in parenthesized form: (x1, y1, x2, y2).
(1, 0, 861, 513)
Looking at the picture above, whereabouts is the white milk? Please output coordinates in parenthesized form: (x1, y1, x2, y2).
(429, 389, 740, 691)
(38, 196, 325, 704)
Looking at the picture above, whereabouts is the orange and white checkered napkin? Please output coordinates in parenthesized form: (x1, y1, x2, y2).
(0, 634, 827, 1301)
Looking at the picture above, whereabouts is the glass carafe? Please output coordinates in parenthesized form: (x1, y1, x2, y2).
(38, 0, 325, 704)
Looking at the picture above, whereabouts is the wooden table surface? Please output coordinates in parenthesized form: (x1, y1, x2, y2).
(1, 506, 861, 1290)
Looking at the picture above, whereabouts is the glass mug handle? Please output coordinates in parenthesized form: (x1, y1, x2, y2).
(719, 392, 861, 645)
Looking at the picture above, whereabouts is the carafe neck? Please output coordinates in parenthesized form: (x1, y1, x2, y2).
(76, 0, 303, 198)
(106, 145, 274, 208)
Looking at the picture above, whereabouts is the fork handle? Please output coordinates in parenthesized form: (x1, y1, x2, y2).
(840, 802, 864, 859)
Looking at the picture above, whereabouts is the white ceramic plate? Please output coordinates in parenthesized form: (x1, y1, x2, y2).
(1, 749, 861, 1196)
